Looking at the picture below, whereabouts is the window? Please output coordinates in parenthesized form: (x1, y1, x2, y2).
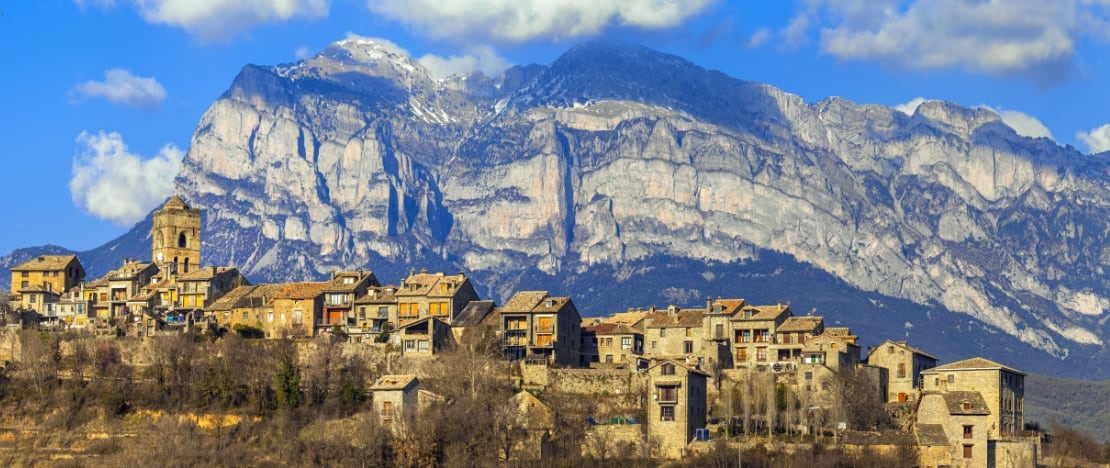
(30, 294, 36, 303)
(20, 281, 28, 288)
(605, 355, 613, 363)
(651, 341, 657, 349)
(378, 306, 389, 318)
(292, 309, 303, 326)
(178, 232, 187, 248)
(685, 327, 692, 337)
(888, 346, 894, 354)
(756, 347, 768, 361)
(418, 340, 429, 352)
(947, 374, 955, 384)
(736, 348, 747, 361)
(963, 425, 973, 439)
(536, 335, 552, 347)
(804, 371, 813, 380)
(783, 333, 792, 344)
(661, 363, 675, 375)
(657, 385, 678, 402)
(382, 401, 393, 419)
(359, 307, 366, 320)
(741, 330, 752, 342)
(242, 311, 249, 321)
(268, 311, 274, 322)
(659, 328, 666, 337)
(963, 445, 973, 459)
(684, 341, 694, 354)
(897, 363, 906, 379)
(715, 324, 724, 339)
(660, 406, 675, 421)
(404, 340, 416, 351)
(342, 276, 355, 284)
(621, 337, 632, 349)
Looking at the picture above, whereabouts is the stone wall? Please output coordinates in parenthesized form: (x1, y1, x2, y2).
(582, 423, 644, 458)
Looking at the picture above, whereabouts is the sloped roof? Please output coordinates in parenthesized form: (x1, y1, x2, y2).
(453, 300, 496, 327)
(322, 271, 375, 292)
(777, 316, 824, 333)
(178, 266, 237, 281)
(274, 282, 328, 300)
(915, 424, 949, 446)
(875, 339, 938, 360)
(646, 358, 710, 377)
(11, 254, 79, 271)
(925, 357, 1025, 376)
(206, 285, 257, 312)
(941, 391, 991, 416)
(593, 322, 641, 335)
(603, 310, 652, 326)
(17, 285, 61, 295)
(707, 298, 746, 315)
(645, 309, 704, 328)
(371, 374, 418, 391)
(502, 291, 549, 312)
(731, 304, 790, 321)
(396, 272, 468, 297)
(510, 391, 554, 428)
(233, 284, 283, 308)
(354, 285, 399, 304)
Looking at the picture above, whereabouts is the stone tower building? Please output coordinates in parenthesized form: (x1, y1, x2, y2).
(152, 195, 201, 275)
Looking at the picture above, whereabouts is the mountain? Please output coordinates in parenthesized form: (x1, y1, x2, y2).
(8, 39, 1108, 378)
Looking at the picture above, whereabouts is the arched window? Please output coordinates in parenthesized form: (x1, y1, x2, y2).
(184, 258, 190, 273)
(661, 363, 675, 375)
(178, 232, 187, 248)
(173, 257, 179, 274)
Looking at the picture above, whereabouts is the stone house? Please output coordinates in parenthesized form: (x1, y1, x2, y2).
(371, 374, 420, 430)
(773, 315, 824, 361)
(646, 359, 708, 458)
(866, 339, 938, 403)
(98, 259, 159, 323)
(643, 306, 705, 357)
(352, 285, 399, 341)
(916, 390, 992, 467)
(499, 291, 582, 366)
(8, 254, 85, 313)
(47, 284, 92, 328)
(503, 391, 555, 461)
(204, 284, 283, 335)
(397, 317, 455, 357)
(269, 282, 328, 338)
(583, 322, 644, 367)
(175, 266, 248, 313)
(320, 271, 379, 336)
(920, 357, 1025, 438)
(450, 299, 497, 345)
(800, 331, 861, 372)
(731, 303, 791, 366)
(394, 271, 480, 326)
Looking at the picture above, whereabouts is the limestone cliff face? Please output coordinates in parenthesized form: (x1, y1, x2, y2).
(175, 40, 1109, 362)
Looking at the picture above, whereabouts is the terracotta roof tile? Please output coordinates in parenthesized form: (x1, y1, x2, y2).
(502, 291, 550, 312)
(777, 316, 824, 333)
(354, 285, 399, 304)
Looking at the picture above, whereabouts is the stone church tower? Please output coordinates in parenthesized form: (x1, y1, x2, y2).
(152, 195, 201, 275)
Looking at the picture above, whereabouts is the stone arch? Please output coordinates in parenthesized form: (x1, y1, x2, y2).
(178, 232, 187, 248)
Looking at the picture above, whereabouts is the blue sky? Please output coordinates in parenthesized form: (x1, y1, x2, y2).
(1, 0, 1109, 255)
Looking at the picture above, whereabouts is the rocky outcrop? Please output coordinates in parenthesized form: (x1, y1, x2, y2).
(168, 40, 1109, 368)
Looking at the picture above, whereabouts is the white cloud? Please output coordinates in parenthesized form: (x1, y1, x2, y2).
(785, 0, 1110, 82)
(130, 0, 330, 42)
(365, 0, 715, 42)
(894, 97, 928, 115)
(295, 46, 311, 59)
(1077, 124, 1110, 153)
(418, 46, 512, 79)
(992, 108, 1053, 139)
(72, 68, 167, 109)
(748, 28, 770, 48)
(70, 131, 185, 225)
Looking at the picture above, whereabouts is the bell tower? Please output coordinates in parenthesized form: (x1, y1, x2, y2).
(152, 195, 201, 276)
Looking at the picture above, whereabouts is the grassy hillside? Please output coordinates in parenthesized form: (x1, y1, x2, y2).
(1025, 373, 1110, 442)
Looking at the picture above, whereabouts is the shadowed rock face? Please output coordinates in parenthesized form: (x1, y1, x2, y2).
(161, 39, 1109, 371)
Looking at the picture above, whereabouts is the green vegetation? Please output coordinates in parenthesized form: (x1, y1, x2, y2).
(1026, 373, 1110, 443)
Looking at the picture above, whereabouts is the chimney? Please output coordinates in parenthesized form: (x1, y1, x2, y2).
(706, 296, 712, 312)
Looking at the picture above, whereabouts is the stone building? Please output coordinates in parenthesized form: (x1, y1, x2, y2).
(353, 285, 399, 339)
(773, 315, 824, 361)
(920, 357, 1025, 438)
(397, 317, 454, 357)
(643, 306, 705, 357)
(731, 303, 791, 366)
(9, 254, 85, 313)
(205, 284, 282, 335)
(916, 390, 992, 467)
(151, 195, 201, 276)
(394, 271, 480, 326)
(800, 331, 860, 372)
(646, 359, 708, 458)
(500, 291, 582, 366)
(866, 339, 937, 403)
(450, 299, 497, 345)
(269, 282, 328, 338)
(371, 374, 420, 430)
(582, 322, 643, 367)
(320, 271, 378, 336)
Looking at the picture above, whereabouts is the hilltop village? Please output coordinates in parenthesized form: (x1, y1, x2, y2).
(5, 197, 1044, 466)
